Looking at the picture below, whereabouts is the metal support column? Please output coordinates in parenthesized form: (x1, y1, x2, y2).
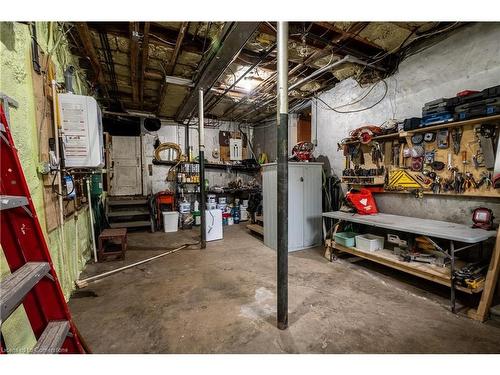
(276, 21, 289, 330)
(199, 88, 206, 249)
(450, 240, 456, 313)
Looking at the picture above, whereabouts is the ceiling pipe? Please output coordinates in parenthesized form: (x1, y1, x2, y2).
(288, 54, 385, 92)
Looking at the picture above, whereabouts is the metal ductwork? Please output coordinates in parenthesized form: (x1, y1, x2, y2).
(175, 22, 261, 122)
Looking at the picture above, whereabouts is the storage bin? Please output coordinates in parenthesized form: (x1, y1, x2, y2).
(162, 211, 179, 233)
(334, 232, 358, 247)
(355, 234, 384, 251)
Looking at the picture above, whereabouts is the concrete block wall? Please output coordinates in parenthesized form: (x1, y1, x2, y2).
(314, 22, 500, 225)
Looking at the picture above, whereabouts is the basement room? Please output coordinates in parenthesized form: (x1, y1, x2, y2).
(1, 1, 500, 369)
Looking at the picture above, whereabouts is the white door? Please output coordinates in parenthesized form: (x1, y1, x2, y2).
(110, 136, 142, 196)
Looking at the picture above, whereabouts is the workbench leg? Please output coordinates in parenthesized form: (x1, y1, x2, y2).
(468, 230, 500, 322)
(450, 240, 456, 313)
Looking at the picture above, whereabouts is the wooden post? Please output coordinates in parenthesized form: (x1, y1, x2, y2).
(468, 229, 500, 322)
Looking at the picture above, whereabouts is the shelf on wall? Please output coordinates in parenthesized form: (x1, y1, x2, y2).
(400, 114, 500, 136)
(152, 159, 261, 172)
(343, 114, 500, 145)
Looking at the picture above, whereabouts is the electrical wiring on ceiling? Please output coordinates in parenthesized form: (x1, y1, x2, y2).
(315, 79, 388, 114)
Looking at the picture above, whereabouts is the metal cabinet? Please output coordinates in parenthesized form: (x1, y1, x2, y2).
(262, 162, 323, 252)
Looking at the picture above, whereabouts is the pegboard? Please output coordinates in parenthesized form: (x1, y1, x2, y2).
(342, 118, 500, 198)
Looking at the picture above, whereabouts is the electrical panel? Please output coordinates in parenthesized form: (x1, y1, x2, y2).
(229, 138, 242, 161)
(58, 93, 104, 168)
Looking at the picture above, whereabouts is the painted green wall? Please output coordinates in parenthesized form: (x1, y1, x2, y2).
(1, 22, 93, 352)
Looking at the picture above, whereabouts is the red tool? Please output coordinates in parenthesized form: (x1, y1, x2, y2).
(0, 105, 87, 354)
(291, 141, 314, 161)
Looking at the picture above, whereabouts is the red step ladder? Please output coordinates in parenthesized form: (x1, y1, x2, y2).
(0, 103, 87, 354)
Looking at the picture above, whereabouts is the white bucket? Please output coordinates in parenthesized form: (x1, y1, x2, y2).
(228, 217, 234, 225)
(218, 197, 227, 204)
(240, 207, 249, 221)
(163, 211, 179, 232)
(207, 203, 217, 210)
(242, 199, 249, 207)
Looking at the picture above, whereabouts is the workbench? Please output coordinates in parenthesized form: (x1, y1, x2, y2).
(323, 211, 499, 320)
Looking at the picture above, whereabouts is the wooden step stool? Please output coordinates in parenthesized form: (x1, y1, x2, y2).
(98, 228, 127, 261)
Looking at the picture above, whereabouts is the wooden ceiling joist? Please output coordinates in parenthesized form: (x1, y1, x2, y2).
(74, 22, 108, 92)
(140, 22, 150, 107)
(129, 22, 140, 104)
(157, 22, 189, 114)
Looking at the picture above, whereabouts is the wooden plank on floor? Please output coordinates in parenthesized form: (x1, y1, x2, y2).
(246, 223, 263, 236)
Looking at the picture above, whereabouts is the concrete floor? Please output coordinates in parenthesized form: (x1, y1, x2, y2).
(69, 224, 500, 353)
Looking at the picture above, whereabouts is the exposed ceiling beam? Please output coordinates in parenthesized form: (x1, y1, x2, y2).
(315, 22, 380, 49)
(74, 22, 108, 94)
(129, 22, 140, 103)
(140, 22, 150, 107)
(175, 22, 261, 121)
(157, 22, 189, 114)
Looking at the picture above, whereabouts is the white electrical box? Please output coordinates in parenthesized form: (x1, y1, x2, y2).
(58, 93, 104, 168)
(229, 138, 242, 161)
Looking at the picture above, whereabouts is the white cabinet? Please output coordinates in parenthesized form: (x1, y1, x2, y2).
(262, 162, 323, 252)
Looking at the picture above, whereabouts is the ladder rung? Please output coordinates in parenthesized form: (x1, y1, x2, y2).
(0, 262, 50, 325)
(0, 195, 28, 211)
(31, 321, 69, 354)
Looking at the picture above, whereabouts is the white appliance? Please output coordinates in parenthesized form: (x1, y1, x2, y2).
(58, 93, 104, 168)
(262, 162, 323, 252)
(206, 209, 223, 241)
(229, 138, 242, 161)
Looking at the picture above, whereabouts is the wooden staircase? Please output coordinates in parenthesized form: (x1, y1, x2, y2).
(106, 196, 152, 230)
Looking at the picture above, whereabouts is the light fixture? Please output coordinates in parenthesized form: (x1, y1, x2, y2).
(164, 75, 194, 87)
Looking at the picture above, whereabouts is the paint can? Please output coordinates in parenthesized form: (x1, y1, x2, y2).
(228, 217, 234, 226)
(218, 197, 227, 204)
(179, 201, 191, 213)
(239, 206, 248, 221)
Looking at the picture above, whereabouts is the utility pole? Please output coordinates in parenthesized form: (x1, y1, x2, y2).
(276, 21, 289, 330)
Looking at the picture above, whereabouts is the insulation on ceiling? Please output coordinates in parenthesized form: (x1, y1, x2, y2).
(358, 22, 413, 51)
(158, 85, 189, 117)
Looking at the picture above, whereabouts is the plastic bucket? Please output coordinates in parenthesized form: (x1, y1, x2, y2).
(163, 211, 179, 232)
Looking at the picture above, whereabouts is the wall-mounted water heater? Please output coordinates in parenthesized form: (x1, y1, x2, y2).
(58, 93, 104, 168)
